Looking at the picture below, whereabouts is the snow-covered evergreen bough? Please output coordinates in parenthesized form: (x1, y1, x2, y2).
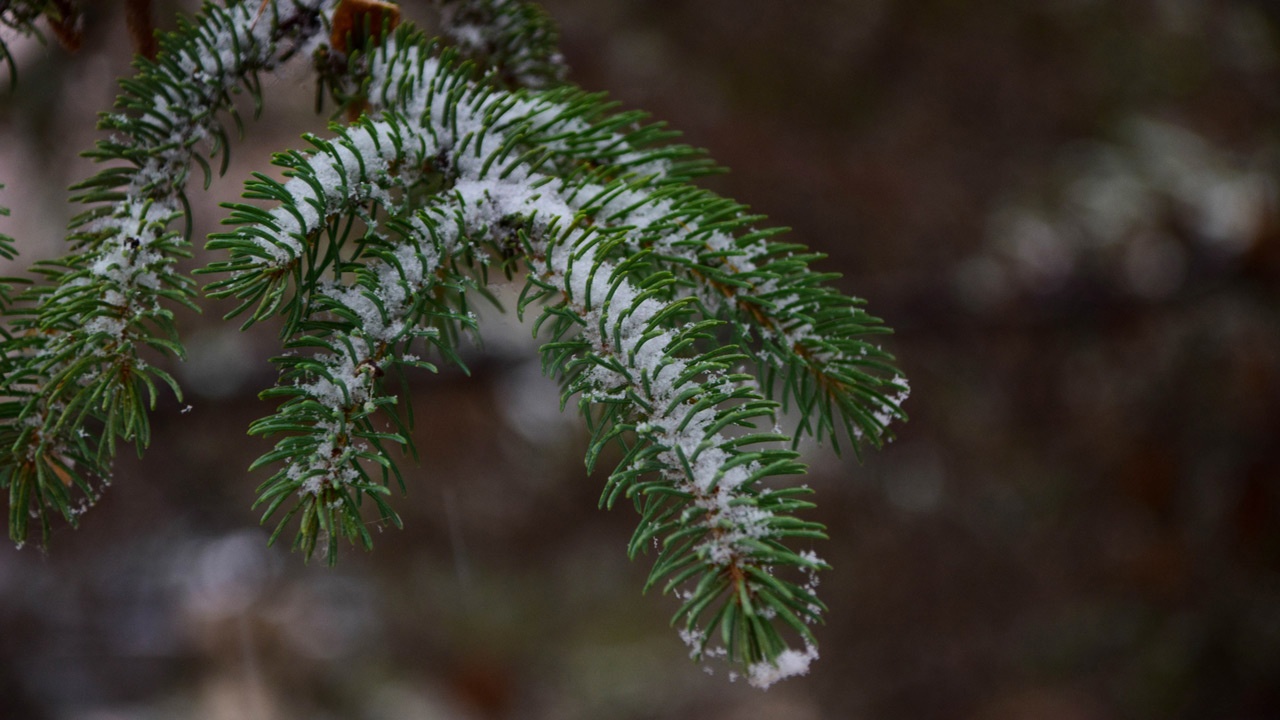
(0, 0, 907, 687)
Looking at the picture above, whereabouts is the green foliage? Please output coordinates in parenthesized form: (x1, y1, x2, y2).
(431, 0, 567, 89)
(0, 0, 907, 686)
(0, 190, 14, 262)
(0, 0, 328, 546)
(2, 1, 51, 83)
(0, 0, 82, 85)
(0, 189, 22, 346)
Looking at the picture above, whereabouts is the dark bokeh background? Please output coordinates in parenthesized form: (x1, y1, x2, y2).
(2, 1, 1279, 718)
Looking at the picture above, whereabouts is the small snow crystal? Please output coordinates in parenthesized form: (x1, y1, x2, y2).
(746, 645, 819, 690)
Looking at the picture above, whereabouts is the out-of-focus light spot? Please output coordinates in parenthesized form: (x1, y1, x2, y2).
(181, 531, 274, 618)
(1005, 212, 1075, 287)
(1068, 165, 1155, 243)
(962, 115, 1276, 303)
(1197, 174, 1271, 253)
(496, 359, 575, 444)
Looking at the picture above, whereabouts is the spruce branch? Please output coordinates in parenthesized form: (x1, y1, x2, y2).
(200, 33, 890, 681)
(516, 207, 830, 686)
(207, 113, 483, 563)
(361, 26, 910, 451)
(431, 0, 568, 89)
(590, 178, 911, 452)
(1, 1, 909, 688)
(0, 0, 339, 545)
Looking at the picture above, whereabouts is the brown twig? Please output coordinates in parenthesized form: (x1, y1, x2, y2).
(45, 0, 83, 53)
(125, 0, 157, 60)
(330, 0, 400, 53)
(330, 0, 401, 121)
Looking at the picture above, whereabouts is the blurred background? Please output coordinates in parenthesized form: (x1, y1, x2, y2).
(2, 1, 1279, 718)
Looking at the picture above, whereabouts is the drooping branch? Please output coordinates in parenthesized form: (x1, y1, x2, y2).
(587, 180, 911, 451)
(361, 26, 909, 452)
(1, 2, 907, 688)
(205, 43, 846, 682)
(0, 0, 339, 545)
(207, 114, 477, 562)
